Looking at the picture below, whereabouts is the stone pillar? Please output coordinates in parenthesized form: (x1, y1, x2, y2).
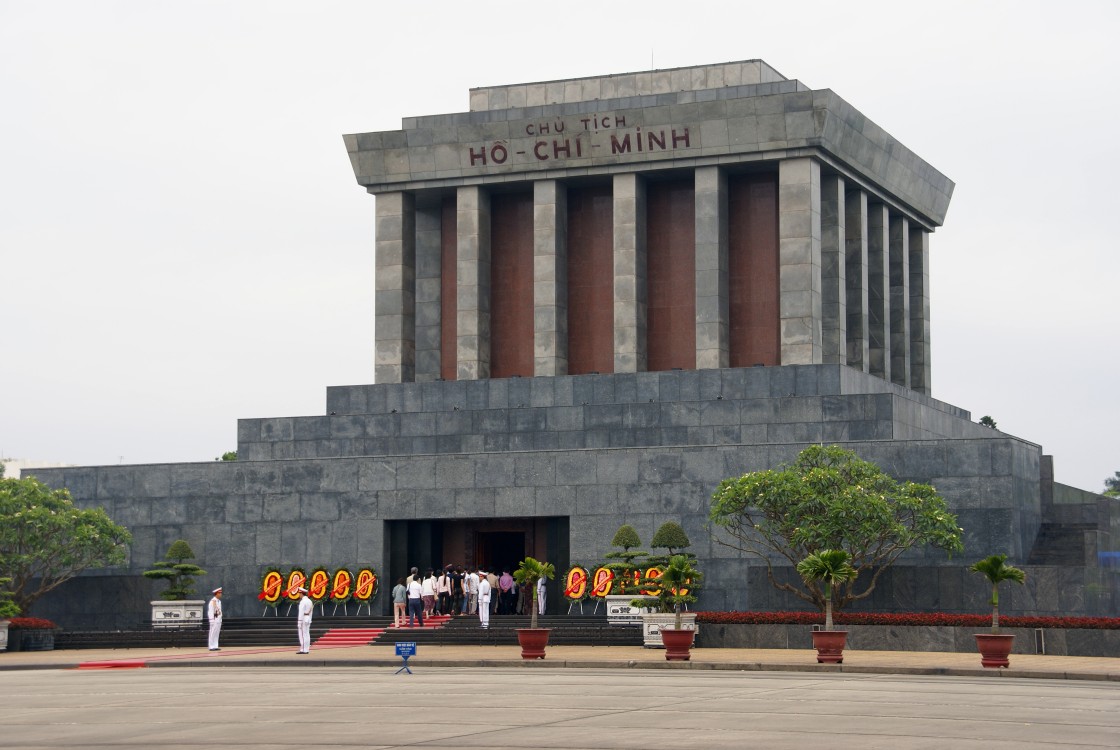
(534, 180, 568, 376)
(866, 202, 890, 382)
(613, 173, 647, 373)
(374, 191, 416, 384)
(889, 214, 911, 388)
(456, 186, 491, 380)
(778, 158, 822, 365)
(844, 188, 869, 371)
(909, 226, 932, 394)
(694, 166, 729, 369)
(414, 201, 443, 381)
(820, 175, 846, 365)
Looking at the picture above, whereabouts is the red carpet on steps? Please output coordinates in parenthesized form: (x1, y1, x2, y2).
(313, 615, 450, 646)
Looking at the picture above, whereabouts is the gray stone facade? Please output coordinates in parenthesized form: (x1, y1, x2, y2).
(29, 365, 1118, 630)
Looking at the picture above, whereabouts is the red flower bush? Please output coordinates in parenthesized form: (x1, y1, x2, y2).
(6, 617, 58, 630)
(695, 611, 1120, 630)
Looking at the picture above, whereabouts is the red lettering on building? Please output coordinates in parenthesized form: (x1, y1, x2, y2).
(672, 128, 690, 148)
(610, 134, 632, 154)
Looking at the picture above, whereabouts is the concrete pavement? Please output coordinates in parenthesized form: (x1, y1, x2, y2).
(2, 659, 1119, 750)
(2, 642, 1118, 680)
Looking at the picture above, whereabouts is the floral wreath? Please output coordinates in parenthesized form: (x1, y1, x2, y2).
(307, 567, 331, 603)
(284, 567, 307, 603)
(562, 564, 590, 601)
(258, 567, 284, 607)
(329, 568, 354, 605)
(352, 567, 378, 603)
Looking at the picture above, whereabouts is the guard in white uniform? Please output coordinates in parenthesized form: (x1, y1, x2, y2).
(477, 571, 491, 629)
(537, 575, 547, 616)
(296, 587, 313, 653)
(207, 587, 223, 651)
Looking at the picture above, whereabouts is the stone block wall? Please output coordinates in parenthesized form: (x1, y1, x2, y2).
(28, 366, 1065, 630)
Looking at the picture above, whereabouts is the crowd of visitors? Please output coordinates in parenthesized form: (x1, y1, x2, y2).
(389, 563, 546, 628)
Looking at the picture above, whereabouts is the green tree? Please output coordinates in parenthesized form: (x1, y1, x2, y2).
(0, 576, 21, 619)
(979, 416, 998, 430)
(647, 521, 694, 567)
(215, 451, 237, 461)
(603, 524, 647, 594)
(143, 540, 207, 600)
(969, 554, 1026, 633)
(796, 550, 857, 630)
(0, 475, 132, 613)
(709, 444, 964, 612)
(1104, 471, 1120, 498)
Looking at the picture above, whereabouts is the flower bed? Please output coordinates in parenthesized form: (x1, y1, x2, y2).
(696, 611, 1120, 630)
(5, 618, 58, 652)
(694, 612, 1120, 657)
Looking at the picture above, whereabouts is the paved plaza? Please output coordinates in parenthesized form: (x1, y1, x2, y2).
(1, 645, 1118, 749)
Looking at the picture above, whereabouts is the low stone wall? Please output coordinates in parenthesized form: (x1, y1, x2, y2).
(695, 623, 1120, 657)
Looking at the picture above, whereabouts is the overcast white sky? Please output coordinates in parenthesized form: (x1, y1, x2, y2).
(1, 1, 1116, 493)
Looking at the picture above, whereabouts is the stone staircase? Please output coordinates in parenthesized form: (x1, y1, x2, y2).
(1028, 522, 1094, 566)
(54, 613, 642, 650)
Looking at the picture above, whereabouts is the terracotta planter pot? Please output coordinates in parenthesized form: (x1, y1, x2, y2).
(811, 629, 847, 664)
(516, 628, 551, 659)
(7, 629, 55, 652)
(974, 633, 1015, 668)
(660, 627, 695, 661)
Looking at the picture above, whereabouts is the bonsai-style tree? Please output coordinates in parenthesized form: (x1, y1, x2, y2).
(969, 554, 1026, 633)
(603, 524, 647, 594)
(796, 550, 857, 631)
(647, 521, 695, 567)
(143, 540, 207, 601)
(513, 556, 556, 629)
(710, 445, 963, 614)
(0, 475, 132, 612)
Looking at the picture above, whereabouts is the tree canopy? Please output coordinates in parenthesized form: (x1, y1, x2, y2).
(0, 475, 132, 613)
(1104, 471, 1120, 498)
(709, 444, 963, 612)
(143, 540, 206, 601)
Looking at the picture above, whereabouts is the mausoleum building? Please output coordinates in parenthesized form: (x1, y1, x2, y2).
(32, 61, 1114, 629)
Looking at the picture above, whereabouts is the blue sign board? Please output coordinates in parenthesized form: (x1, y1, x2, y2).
(395, 641, 416, 674)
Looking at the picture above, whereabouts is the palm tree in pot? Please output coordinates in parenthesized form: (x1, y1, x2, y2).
(969, 554, 1026, 668)
(641, 554, 703, 661)
(796, 549, 857, 663)
(512, 556, 555, 659)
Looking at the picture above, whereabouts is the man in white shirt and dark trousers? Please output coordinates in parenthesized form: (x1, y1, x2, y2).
(207, 587, 223, 651)
(477, 570, 491, 629)
(406, 575, 425, 628)
(296, 587, 313, 654)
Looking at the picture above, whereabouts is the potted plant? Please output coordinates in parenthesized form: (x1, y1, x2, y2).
(143, 540, 207, 628)
(633, 554, 703, 661)
(0, 576, 20, 652)
(512, 556, 556, 659)
(6, 617, 58, 651)
(633, 531, 705, 645)
(796, 549, 858, 663)
(969, 554, 1026, 668)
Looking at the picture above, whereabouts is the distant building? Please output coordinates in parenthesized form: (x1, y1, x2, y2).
(1, 458, 73, 480)
(32, 61, 1116, 629)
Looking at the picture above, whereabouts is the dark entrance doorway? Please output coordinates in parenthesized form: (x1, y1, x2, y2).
(385, 516, 570, 616)
(476, 531, 525, 576)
